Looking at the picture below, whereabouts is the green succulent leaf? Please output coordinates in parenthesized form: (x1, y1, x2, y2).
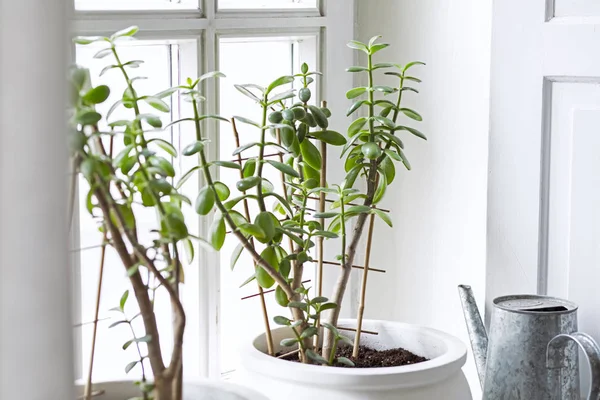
(210, 213, 226, 250)
(195, 186, 215, 215)
(142, 96, 170, 113)
(83, 85, 110, 104)
(346, 87, 367, 99)
(300, 140, 322, 171)
(266, 160, 299, 178)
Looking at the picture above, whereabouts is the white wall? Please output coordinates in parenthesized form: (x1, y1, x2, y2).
(0, 0, 74, 399)
(356, 0, 492, 394)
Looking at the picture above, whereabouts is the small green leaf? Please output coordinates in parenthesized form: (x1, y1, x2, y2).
(266, 160, 299, 178)
(347, 100, 369, 116)
(273, 316, 291, 326)
(266, 75, 294, 96)
(373, 173, 387, 204)
(135, 335, 152, 343)
(308, 105, 328, 129)
(214, 160, 241, 170)
(73, 36, 103, 45)
(138, 114, 162, 128)
(176, 166, 200, 189)
(313, 230, 338, 238)
(322, 322, 339, 336)
(213, 181, 230, 201)
(280, 338, 298, 347)
(346, 66, 369, 72)
(348, 117, 367, 137)
(306, 350, 329, 365)
(373, 208, 392, 228)
(314, 211, 339, 219)
(183, 237, 195, 263)
(318, 302, 338, 312)
(142, 96, 170, 113)
(254, 212, 276, 243)
(233, 142, 260, 156)
(398, 126, 427, 140)
(83, 85, 110, 104)
(300, 140, 322, 171)
(233, 116, 261, 128)
(182, 141, 205, 156)
(347, 40, 369, 52)
(111, 25, 139, 39)
(195, 186, 215, 216)
(403, 61, 426, 72)
(399, 108, 422, 121)
(125, 360, 138, 374)
(242, 159, 257, 178)
(149, 138, 177, 157)
(311, 130, 347, 146)
(336, 357, 356, 367)
(119, 290, 129, 311)
(370, 43, 389, 54)
(346, 87, 367, 99)
(288, 301, 308, 311)
(198, 71, 226, 82)
(77, 110, 102, 125)
(300, 327, 318, 339)
(236, 176, 261, 192)
(108, 320, 128, 329)
(239, 223, 266, 240)
(234, 85, 262, 103)
(230, 243, 244, 270)
(210, 213, 226, 250)
(275, 285, 289, 306)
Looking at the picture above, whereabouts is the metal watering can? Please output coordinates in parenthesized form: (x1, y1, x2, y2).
(458, 285, 600, 399)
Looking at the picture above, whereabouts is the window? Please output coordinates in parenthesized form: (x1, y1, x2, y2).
(71, 0, 353, 381)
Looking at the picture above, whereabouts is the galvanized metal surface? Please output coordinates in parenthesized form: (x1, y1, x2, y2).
(548, 333, 600, 400)
(458, 285, 600, 400)
(457, 285, 487, 388)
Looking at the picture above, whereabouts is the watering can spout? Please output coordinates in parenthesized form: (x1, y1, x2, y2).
(458, 285, 488, 388)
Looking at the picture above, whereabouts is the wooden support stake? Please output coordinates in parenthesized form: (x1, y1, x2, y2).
(319, 259, 386, 274)
(231, 152, 284, 163)
(84, 136, 114, 400)
(315, 100, 328, 347)
(338, 326, 378, 336)
(303, 196, 390, 213)
(241, 279, 311, 301)
(353, 210, 377, 358)
(232, 118, 274, 356)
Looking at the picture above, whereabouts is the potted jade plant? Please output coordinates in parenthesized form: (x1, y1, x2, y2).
(185, 36, 472, 400)
(70, 27, 267, 400)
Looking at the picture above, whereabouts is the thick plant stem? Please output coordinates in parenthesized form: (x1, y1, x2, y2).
(232, 118, 274, 356)
(353, 212, 376, 358)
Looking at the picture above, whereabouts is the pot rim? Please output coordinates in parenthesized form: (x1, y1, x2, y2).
(240, 319, 467, 390)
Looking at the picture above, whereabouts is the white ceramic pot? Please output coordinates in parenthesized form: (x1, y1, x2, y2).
(75, 379, 268, 400)
(239, 319, 472, 400)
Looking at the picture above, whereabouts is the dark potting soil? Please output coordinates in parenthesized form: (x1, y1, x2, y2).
(278, 345, 428, 368)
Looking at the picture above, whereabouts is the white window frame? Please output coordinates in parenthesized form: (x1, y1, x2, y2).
(70, 0, 356, 380)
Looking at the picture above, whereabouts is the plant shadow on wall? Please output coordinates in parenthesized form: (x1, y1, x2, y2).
(70, 26, 435, 400)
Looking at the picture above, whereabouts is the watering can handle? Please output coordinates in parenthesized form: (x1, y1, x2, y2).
(547, 332, 600, 400)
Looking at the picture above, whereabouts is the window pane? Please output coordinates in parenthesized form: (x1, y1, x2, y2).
(219, 0, 316, 10)
(74, 40, 201, 381)
(75, 0, 197, 11)
(218, 36, 317, 374)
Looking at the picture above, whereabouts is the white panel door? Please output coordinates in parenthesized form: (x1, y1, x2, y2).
(488, 0, 600, 389)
